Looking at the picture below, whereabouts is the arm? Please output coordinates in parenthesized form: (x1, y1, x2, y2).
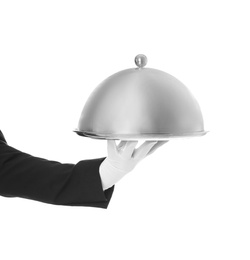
(0, 131, 114, 208)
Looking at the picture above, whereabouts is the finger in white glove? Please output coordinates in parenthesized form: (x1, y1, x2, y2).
(99, 140, 168, 190)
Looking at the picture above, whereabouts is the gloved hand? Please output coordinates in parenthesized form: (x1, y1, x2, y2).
(99, 140, 168, 190)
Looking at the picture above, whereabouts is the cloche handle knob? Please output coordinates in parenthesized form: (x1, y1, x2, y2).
(135, 54, 147, 68)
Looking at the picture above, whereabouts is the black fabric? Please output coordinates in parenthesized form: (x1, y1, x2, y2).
(0, 130, 6, 144)
(0, 130, 114, 208)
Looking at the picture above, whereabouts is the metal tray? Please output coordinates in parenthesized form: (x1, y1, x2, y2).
(74, 130, 208, 140)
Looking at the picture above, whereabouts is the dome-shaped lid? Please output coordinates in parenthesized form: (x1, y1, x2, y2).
(75, 54, 207, 140)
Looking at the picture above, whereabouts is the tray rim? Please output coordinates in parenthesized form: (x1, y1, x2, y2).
(73, 129, 208, 140)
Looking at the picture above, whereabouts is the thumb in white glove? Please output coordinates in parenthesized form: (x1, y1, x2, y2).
(99, 140, 167, 190)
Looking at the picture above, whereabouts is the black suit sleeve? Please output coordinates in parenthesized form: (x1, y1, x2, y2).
(0, 131, 114, 208)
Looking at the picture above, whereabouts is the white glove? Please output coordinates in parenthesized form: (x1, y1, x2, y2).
(99, 140, 167, 190)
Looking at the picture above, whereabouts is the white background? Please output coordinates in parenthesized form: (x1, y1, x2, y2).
(0, 1, 250, 259)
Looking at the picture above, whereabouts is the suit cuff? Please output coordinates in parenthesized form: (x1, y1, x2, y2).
(55, 158, 115, 208)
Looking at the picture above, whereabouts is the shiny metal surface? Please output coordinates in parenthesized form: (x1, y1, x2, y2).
(75, 55, 207, 140)
(134, 54, 147, 68)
